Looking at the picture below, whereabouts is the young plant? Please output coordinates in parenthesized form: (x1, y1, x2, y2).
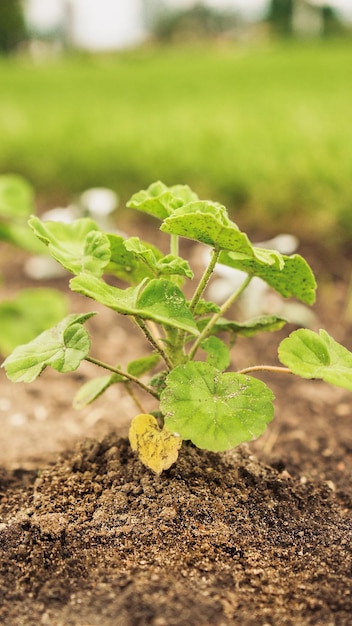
(3, 181, 352, 473)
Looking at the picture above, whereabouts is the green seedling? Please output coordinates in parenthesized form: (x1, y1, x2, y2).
(3, 181, 352, 473)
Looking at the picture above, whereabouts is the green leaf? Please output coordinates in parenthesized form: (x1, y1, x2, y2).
(156, 255, 193, 279)
(278, 329, 352, 390)
(106, 234, 155, 284)
(0, 288, 68, 356)
(123, 236, 166, 279)
(70, 275, 199, 335)
(125, 237, 193, 280)
(73, 373, 123, 409)
(124, 236, 161, 271)
(70, 274, 141, 312)
(137, 279, 198, 333)
(137, 279, 198, 334)
(191, 299, 221, 315)
(161, 201, 254, 253)
(149, 370, 168, 395)
(0, 174, 34, 219)
(252, 246, 285, 270)
(2, 313, 95, 383)
(219, 250, 317, 305)
(197, 315, 287, 337)
(127, 354, 161, 377)
(160, 362, 275, 452)
(28, 217, 111, 276)
(201, 337, 230, 370)
(127, 181, 198, 220)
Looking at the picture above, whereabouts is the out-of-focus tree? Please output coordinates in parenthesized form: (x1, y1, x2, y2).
(322, 6, 346, 37)
(0, 0, 27, 54)
(267, 0, 346, 38)
(267, 0, 293, 36)
(152, 4, 239, 43)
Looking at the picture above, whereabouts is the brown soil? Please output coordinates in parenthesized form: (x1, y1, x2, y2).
(1, 226, 352, 626)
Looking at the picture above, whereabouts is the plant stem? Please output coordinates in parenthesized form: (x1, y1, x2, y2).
(237, 365, 292, 376)
(218, 273, 253, 317)
(173, 248, 221, 362)
(170, 233, 179, 257)
(189, 247, 220, 314)
(134, 316, 173, 370)
(189, 273, 252, 360)
(125, 382, 148, 413)
(85, 356, 159, 399)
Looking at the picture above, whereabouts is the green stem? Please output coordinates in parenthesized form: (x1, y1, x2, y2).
(237, 365, 292, 376)
(189, 247, 220, 314)
(125, 382, 148, 413)
(173, 248, 221, 361)
(170, 233, 179, 257)
(188, 273, 252, 360)
(134, 316, 173, 370)
(85, 356, 159, 398)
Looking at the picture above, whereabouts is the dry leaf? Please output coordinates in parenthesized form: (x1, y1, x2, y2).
(129, 413, 182, 474)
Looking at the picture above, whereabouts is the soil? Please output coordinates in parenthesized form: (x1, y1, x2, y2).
(1, 220, 352, 626)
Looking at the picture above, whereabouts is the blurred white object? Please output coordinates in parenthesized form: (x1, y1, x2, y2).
(24, 255, 67, 280)
(40, 205, 79, 223)
(257, 234, 298, 255)
(80, 188, 118, 220)
(25, 187, 121, 280)
(205, 234, 318, 328)
(41, 187, 120, 230)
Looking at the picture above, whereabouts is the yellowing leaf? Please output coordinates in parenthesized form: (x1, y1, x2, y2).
(129, 413, 182, 474)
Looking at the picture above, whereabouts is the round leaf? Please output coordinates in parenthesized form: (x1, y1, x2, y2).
(137, 279, 198, 334)
(201, 337, 230, 370)
(106, 234, 155, 284)
(279, 329, 352, 390)
(161, 201, 254, 253)
(127, 181, 198, 220)
(70, 275, 199, 335)
(2, 313, 95, 382)
(29, 217, 111, 276)
(160, 362, 275, 451)
(219, 250, 317, 305)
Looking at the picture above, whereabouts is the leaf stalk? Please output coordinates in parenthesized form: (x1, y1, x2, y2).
(189, 273, 252, 360)
(173, 247, 221, 362)
(237, 365, 292, 376)
(189, 247, 221, 314)
(134, 316, 173, 370)
(85, 356, 159, 398)
(170, 233, 179, 257)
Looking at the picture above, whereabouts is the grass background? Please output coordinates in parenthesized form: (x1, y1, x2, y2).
(1, 40, 352, 244)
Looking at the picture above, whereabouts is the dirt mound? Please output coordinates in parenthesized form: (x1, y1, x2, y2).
(1, 434, 351, 626)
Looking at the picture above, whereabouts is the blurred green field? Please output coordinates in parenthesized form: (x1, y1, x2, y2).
(1, 41, 352, 243)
